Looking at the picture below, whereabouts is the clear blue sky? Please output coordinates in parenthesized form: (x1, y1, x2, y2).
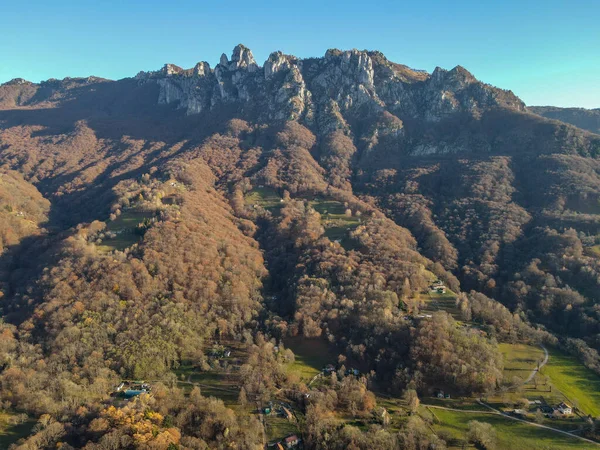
(1, 0, 598, 107)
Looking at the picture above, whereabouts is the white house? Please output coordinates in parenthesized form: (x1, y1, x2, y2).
(556, 402, 573, 415)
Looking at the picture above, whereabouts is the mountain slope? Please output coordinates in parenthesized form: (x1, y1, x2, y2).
(1, 45, 600, 449)
(529, 105, 600, 134)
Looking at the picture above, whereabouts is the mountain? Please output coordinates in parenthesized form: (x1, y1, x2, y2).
(529, 105, 600, 134)
(1, 45, 600, 449)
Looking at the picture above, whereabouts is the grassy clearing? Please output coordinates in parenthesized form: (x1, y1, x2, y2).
(415, 271, 460, 317)
(419, 290, 460, 319)
(541, 349, 600, 417)
(495, 345, 600, 417)
(173, 341, 248, 406)
(284, 337, 337, 382)
(0, 412, 34, 448)
(97, 210, 154, 252)
(500, 343, 545, 382)
(584, 245, 600, 258)
(310, 199, 361, 250)
(264, 415, 299, 444)
(427, 407, 591, 449)
(245, 187, 283, 212)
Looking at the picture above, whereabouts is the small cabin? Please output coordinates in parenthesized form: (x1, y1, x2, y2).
(284, 435, 300, 448)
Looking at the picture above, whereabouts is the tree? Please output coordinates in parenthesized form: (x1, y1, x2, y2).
(535, 409, 544, 424)
(238, 387, 248, 406)
(402, 278, 411, 300)
(405, 389, 420, 414)
(467, 420, 497, 450)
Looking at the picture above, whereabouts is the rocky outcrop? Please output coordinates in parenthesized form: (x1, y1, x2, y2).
(2, 78, 33, 86)
(264, 51, 294, 79)
(135, 44, 527, 131)
(230, 44, 258, 72)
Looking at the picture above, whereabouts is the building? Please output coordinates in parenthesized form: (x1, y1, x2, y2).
(430, 279, 447, 294)
(556, 402, 573, 415)
(345, 368, 360, 377)
(512, 409, 526, 417)
(284, 435, 300, 448)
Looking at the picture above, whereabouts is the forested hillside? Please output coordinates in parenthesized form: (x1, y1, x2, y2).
(529, 106, 600, 134)
(1, 45, 600, 449)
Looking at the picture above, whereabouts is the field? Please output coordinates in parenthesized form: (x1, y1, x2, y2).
(310, 199, 361, 249)
(541, 349, 600, 417)
(491, 344, 568, 416)
(419, 289, 460, 320)
(97, 209, 154, 252)
(426, 407, 592, 449)
(0, 412, 34, 448)
(284, 336, 337, 382)
(243, 192, 361, 248)
(500, 343, 545, 382)
(422, 343, 600, 442)
(497, 344, 600, 417)
(264, 414, 299, 444)
(173, 341, 247, 406)
(244, 187, 283, 212)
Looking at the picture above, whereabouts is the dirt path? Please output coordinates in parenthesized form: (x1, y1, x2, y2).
(308, 373, 322, 387)
(524, 345, 549, 384)
(425, 404, 495, 414)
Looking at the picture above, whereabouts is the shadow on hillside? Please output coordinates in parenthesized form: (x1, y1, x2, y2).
(0, 232, 65, 325)
(0, 78, 253, 143)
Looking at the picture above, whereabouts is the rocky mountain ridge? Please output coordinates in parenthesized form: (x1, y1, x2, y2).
(1, 45, 597, 163)
(132, 44, 526, 126)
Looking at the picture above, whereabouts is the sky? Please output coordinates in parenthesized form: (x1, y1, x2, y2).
(1, 0, 599, 108)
